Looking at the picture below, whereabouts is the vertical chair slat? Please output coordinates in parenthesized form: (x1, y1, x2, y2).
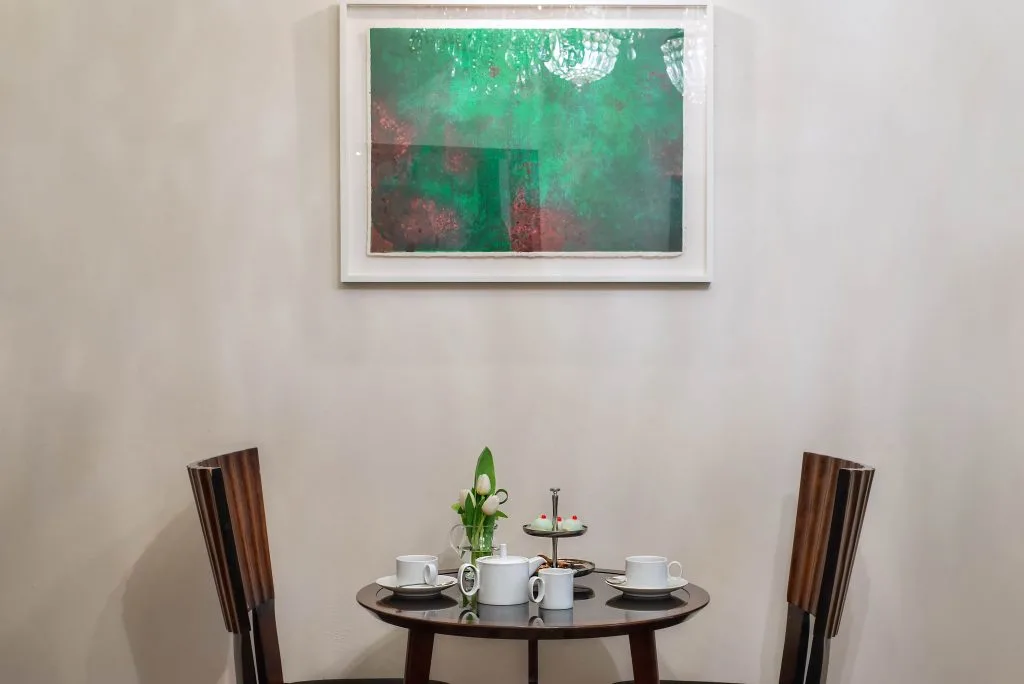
(187, 464, 242, 634)
(826, 467, 874, 638)
(187, 448, 283, 684)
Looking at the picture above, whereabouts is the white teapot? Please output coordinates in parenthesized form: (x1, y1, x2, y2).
(458, 543, 545, 606)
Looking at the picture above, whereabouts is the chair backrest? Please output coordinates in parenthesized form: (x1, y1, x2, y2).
(779, 452, 875, 684)
(187, 448, 283, 684)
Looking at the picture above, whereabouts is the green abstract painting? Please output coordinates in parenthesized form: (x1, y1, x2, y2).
(369, 28, 685, 254)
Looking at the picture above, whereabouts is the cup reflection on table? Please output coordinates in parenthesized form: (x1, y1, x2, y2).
(613, 596, 685, 621)
(477, 602, 530, 623)
(460, 601, 532, 624)
(537, 607, 574, 627)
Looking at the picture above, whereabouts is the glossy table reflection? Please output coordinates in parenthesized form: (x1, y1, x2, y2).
(356, 569, 710, 684)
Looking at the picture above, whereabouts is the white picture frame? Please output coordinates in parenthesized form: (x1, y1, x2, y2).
(339, 0, 714, 283)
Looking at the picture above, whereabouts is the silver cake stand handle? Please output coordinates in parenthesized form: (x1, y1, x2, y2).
(550, 487, 560, 569)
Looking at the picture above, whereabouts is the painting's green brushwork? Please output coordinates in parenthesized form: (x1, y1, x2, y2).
(369, 28, 684, 254)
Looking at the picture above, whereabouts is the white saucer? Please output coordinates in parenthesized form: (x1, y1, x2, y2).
(376, 574, 457, 599)
(605, 575, 689, 599)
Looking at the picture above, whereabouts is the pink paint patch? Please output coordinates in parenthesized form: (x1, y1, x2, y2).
(370, 227, 394, 253)
(401, 197, 460, 247)
(372, 101, 416, 158)
(442, 125, 476, 175)
(444, 149, 470, 173)
(509, 188, 584, 252)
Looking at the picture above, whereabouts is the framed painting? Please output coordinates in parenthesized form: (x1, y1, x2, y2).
(339, 1, 713, 283)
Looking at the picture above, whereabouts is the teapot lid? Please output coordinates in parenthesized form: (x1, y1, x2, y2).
(479, 543, 527, 565)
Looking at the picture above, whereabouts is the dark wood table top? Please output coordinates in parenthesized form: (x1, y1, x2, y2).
(356, 569, 710, 640)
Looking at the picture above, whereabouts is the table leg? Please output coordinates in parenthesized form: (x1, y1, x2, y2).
(628, 630, 659, 684)
(528, 639, 538, 684)
(404, 628, 435, 684)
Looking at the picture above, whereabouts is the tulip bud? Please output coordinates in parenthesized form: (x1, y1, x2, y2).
(481, 494, 500, 516)
(475, 474, 491, 496)
(458, 488, 471, 508)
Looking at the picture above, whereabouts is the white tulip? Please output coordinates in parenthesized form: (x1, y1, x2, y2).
(458, 489, 471, 508)
(475, 474, 491, 496)
(481, 495, 500, 516)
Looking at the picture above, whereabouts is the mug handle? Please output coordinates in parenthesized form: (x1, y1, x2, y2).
(423, 563, 438, 586)
(668, 561, 683, 580)
(458, 563, 480, 596)
(529, 576, 545, 604)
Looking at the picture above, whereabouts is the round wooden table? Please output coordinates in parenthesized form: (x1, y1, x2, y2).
(356, 569, 710, 684)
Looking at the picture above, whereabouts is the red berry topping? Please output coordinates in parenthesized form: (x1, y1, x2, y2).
(539, 514, 547, 519)
(571, 515, 578, 520)
(557, 516, 563, 521)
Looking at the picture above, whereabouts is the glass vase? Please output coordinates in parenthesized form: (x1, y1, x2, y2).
(449, 522, 498, 567)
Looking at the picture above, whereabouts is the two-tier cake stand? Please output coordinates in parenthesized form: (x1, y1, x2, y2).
(522, 488, 594, 593)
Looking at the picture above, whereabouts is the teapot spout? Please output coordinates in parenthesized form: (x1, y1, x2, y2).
(528, 556, 545, 575)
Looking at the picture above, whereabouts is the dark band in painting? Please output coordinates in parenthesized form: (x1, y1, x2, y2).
(369, 28, 685, 255)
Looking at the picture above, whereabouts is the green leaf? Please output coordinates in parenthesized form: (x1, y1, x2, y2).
(465, 491, 478, 517)
(475, 446, 496, 493)
(451, 502, 461, 513)
(494, 510, 509, 520)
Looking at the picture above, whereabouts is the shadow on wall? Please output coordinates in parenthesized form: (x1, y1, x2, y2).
(831, 551, 870, 684)
(0, 619, 63, 684)
(758, 494, 872, 684)
(335, 630, 407, 679)
(87, 507, 229, 684)
(535, 639, 620, 684)
(123, 507, 229, 684)
(292, 4, 341, 290)
(759, 494, 796, 682)
(338, 629, 620, 684)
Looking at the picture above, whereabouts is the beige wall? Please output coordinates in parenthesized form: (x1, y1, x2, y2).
(2, 1, 1023, 683)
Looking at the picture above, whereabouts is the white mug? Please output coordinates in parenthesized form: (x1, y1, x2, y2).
(396, 555, 439, 587)
(624, 555, 683, 588)
(530, 567, 574, 610)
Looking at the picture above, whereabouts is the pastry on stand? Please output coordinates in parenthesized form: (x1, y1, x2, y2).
(522, 488, 594, 596)
(528, 514, 554, 532)
(560, 515, 584, 532)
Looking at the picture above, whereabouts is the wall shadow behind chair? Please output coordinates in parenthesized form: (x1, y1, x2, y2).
(186, 447, 449, 684)
(120, 508, 229, 684)
(615, 452, 875, 684)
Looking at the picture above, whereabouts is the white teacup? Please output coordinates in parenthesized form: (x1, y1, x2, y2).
(529, 567, 574, 610)
(396, 555, 439, 587)
(624, 555, 683, 589)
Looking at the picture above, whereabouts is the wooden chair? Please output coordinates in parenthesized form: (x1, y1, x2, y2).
(187, 448, 448, 684)
(615, 452, 875, 684)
